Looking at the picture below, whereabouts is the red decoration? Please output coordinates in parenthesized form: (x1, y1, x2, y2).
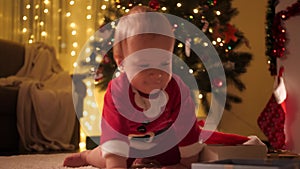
(258, 66, 287, 150)
(271, 1, 300, 60)
(224, 24, 238, 43)
(197, 120, 250, 145)
(94, 67, 104, 82)
(212, 23, 238, 43)
(212, 78, 223, 88)
(204, 130, 250, 145)
(201, 19, 209, 32)
(260, 1, 300, 148)
(94, 54, 110, 82)
(257, 94, 286, 150)
(207, 0, 217, 6)
(214, 0, 217, 6)
(103, 54, 111, 63)
(148, 0, 160, 10)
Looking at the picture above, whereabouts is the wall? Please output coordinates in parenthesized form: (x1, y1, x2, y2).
(0, 0, 275, 140)
(276, 0, 300, 153)
(218, 0, 274, 140)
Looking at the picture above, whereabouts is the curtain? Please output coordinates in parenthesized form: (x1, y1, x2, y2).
(0, 0, 113, 138)
(0, 0, 108, 72)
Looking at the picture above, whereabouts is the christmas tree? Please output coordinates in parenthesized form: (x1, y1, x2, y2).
(81, 0, 252, 114)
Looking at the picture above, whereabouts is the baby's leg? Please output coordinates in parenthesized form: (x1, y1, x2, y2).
(63, 146, 105, 168)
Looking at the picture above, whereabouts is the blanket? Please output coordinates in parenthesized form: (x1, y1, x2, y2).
(0, 42, 76, 151)
(0, 153, 97, 169)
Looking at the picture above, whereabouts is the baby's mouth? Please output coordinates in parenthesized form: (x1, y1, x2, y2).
(155, 79, 162, 84)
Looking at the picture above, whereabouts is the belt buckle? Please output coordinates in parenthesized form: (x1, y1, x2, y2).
(129, 132, 155, 143)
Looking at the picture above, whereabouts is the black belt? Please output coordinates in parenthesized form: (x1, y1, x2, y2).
(129, 123, 172, 143)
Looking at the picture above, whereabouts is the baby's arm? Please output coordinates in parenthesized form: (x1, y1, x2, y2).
(63, 145, 105, 168)
(105, 153, 127, 169)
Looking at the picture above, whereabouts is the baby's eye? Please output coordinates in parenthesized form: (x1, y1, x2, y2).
(138, 64, 150, 68)
(161, 62, 170, 66)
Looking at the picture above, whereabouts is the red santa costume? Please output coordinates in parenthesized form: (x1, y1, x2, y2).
(99, 72, 252, 167)
(100, 73, 202, 166)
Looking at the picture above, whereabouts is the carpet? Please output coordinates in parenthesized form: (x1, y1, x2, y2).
(0, 153, 98, 169)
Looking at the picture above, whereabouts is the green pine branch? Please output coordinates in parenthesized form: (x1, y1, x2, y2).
(80, 0, 253, 114)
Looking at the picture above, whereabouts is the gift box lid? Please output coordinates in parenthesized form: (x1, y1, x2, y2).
(192, 159, 300, 169)
(199, 145, 267, 162)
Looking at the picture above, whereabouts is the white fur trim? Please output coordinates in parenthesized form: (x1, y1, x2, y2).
(179, 142, 205, 158)
(101, 140, 129, 158)
(274, 77, 287, 104)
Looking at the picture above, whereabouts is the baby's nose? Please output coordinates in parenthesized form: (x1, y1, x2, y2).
(149, 71, 162, 79)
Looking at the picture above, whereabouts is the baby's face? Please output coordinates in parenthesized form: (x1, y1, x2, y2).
(122, 34, 174, 94)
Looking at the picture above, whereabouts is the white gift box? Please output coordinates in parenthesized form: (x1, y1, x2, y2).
(198, 145, 267, 162)
(192, 159, 300, 169)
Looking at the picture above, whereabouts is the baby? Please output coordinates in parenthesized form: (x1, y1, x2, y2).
(64, 5, 265, 169)
(64, 5, 203, 169)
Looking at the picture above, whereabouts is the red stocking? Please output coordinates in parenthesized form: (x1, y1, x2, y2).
(257, 94, 286, 150)
(257, 67, 286, 150)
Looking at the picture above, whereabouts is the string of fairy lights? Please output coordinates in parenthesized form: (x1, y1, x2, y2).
(18, 0, 111, 150)
(20, 0, 108, 67)
(21, 0, 48, 43)
(18, 0, 230, 150)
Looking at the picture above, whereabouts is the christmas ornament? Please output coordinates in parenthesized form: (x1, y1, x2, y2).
(85, 0, 253, 113)
(185, 38, 191, 57)
(201, 19, 209, 32)
(214, 0, 217, 6)
(148, 0, 160, 10)
(212, 78, 223, 88)
(207, 0, 217, 6)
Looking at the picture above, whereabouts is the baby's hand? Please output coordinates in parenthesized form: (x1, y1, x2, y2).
(162, 164, 188, 169)
(243, 135, 265, 145)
